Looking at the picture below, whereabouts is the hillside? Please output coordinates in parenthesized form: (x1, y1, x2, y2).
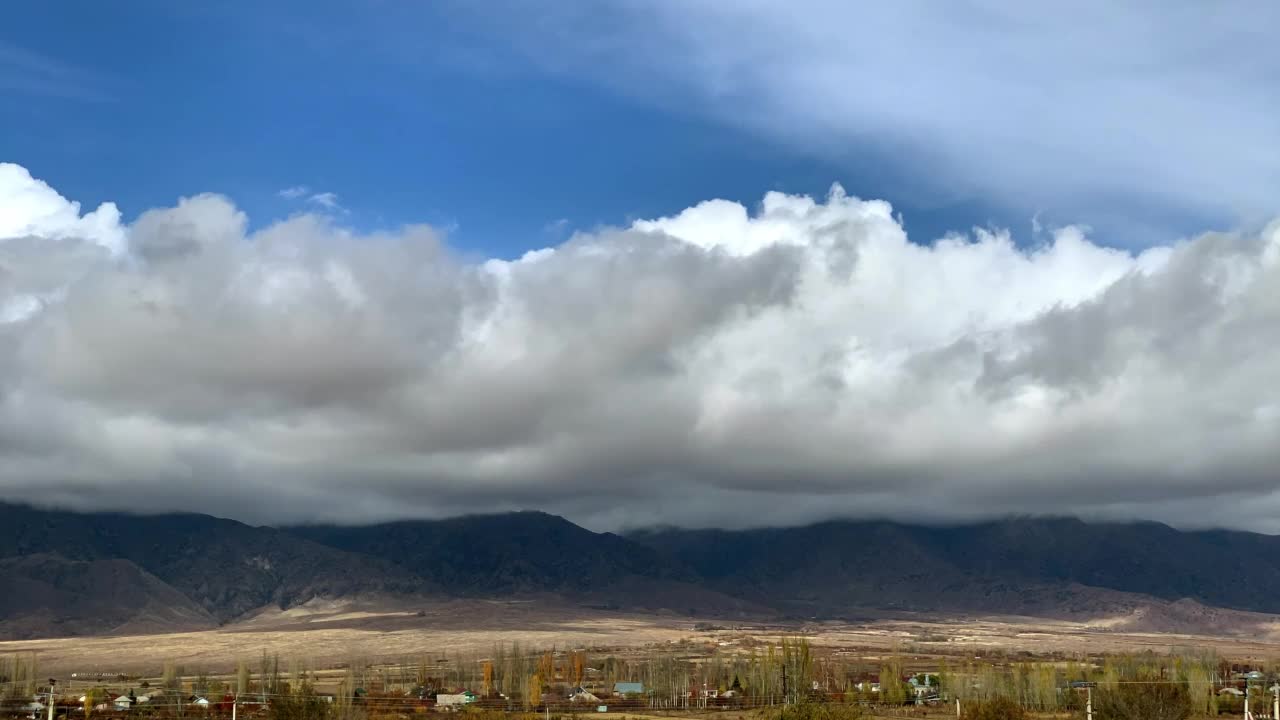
(291, 510, 694, 594)
(0, 553, 217, 639)
(0, 503, 427, 625)
(8, 502, 1280, 639)
(290, 511, 753, 616)
(629, 517, 1280, 615)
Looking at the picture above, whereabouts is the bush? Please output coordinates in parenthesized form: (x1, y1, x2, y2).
(962, 697, 1026, 720)
(1094, 683, 1191, 720)
(269, 689, 334, 720)
(775, 702, 863, 720)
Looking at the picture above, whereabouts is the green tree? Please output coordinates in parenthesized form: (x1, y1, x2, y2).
(782, 638, 814, 704)
(83, 687, 106, 718)
(879, 657, 907, 705)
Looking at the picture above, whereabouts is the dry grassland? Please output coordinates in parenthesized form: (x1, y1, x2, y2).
(5, 597, 1280, 675)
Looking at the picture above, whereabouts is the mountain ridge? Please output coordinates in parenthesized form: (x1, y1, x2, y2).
(5, 501, 1280, 638)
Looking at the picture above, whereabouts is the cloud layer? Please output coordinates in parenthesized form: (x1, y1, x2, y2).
(2, 162, 1279, 531)
(448, 1, 1280, 240)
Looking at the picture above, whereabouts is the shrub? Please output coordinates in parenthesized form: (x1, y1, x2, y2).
(269, 686, 334, 720)
(962, 697, 1026, 720)
(776, 701, 863, 720)
(1094, 683, 1191, 720)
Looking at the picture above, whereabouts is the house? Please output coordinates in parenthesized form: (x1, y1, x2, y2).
(614, 682, 644, 696)
(436, 691, 478, 707)
(114, 695, 135, 710)
(909, 674, 938, 698)
(190, 696, 211, 709)
(569, 687, 601, 703)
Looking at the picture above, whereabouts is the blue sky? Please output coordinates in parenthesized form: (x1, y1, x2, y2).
(1, 2, 850, 258)
(9, 1, 1268, 258)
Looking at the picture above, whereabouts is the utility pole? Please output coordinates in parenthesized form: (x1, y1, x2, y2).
(232, 692, 237, 720)
(47, 678, 56, 720)
(1273, 684, 1278, 720)
(1245, 687, 1251, 720)
(1086, 686, 1093, 720)
(955, 698, 961, 718)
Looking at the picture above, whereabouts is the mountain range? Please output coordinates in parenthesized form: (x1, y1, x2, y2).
(4, 502, 1280, 639)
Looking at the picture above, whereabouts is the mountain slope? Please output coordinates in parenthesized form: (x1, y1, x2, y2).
(0, 553, 217, 639)
(0, 502, 427, 623)
(630, 517, 1280, 615)
(9, 502, 1280, 639)
(290, 510, 696, 594)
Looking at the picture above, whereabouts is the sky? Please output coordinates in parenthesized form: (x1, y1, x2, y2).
(2, 1, 1280, 532)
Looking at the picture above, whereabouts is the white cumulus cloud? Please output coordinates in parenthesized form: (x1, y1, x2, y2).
(2, 163, 1280, 532)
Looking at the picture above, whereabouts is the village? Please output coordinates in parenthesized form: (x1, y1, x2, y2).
(4, 639, 1280, 720)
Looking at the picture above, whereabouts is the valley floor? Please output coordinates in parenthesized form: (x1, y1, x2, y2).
(5, 597, 1280, 674)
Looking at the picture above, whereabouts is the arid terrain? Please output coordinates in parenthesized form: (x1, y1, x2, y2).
(6, 597, 1280, 675)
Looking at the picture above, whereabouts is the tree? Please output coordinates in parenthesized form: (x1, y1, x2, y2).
(236, 660, 252, 696)
(1094, 682, 1191, 720)
(83, 687, 106, 718)
(269, 683, 332, 720)
(161, 660, 184, 715)
(526, 674, 542, 710)
(1184, 663, 1214, 716)
(1026, 664, 1057, 711)
(782, 638, 813, 704)
(482, 661, 494, 696)
(194, 668, 211, 698)
(538, 652, 556, 686)
(879, 657, 907, 705)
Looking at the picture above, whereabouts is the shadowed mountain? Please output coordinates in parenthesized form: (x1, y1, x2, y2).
(0, 502, 427, 625)
(289, 511, 757, 617)
(0, 553, 218, 639)
(8, 502, 1280, 639)
(290, 510, 693, 595)
(629, 516, 1280, 615)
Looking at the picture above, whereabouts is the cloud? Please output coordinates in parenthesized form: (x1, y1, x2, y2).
(308, 191, 342, 211)
(442, 2, 1280, 239)
(280, 186, 345, 212)
(0, 163, 124, 253)
(2, 163, 1280, 532)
